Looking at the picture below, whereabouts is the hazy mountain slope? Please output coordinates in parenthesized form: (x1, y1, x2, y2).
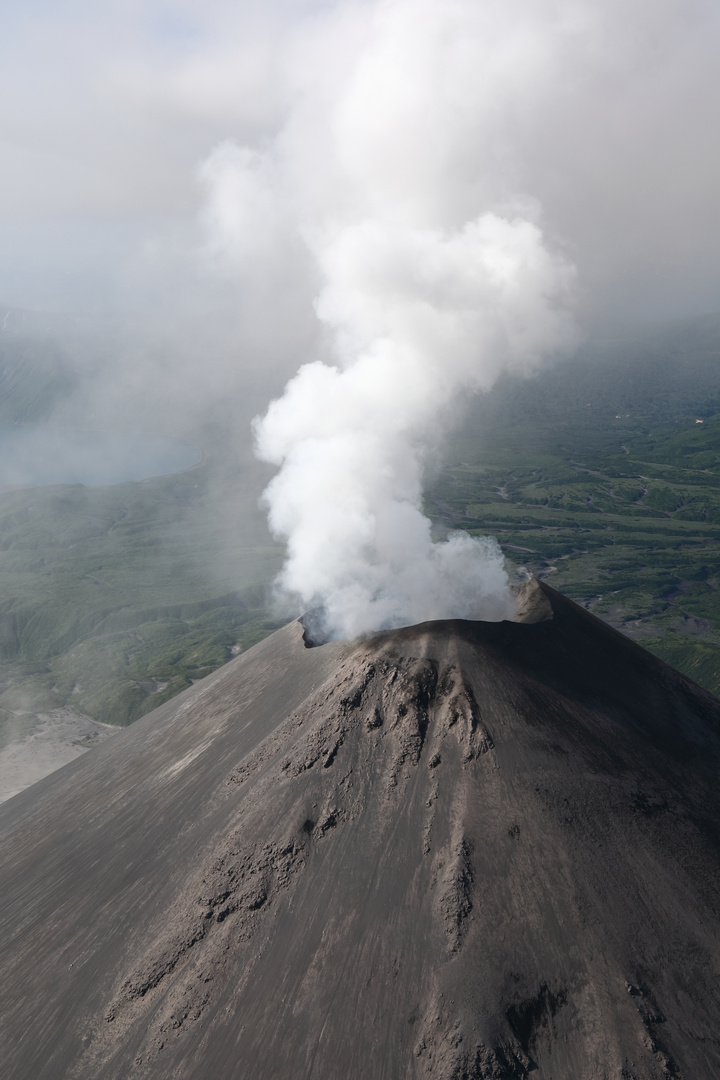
(2, 581, 720, 1078)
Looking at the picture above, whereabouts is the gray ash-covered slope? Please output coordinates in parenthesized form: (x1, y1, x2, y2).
(2, 581, 720, 1079)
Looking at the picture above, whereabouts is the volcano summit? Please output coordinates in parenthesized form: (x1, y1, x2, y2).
(1, 580, 720, 1078)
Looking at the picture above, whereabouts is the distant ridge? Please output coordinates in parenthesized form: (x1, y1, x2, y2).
(1, 580, 720, 1078)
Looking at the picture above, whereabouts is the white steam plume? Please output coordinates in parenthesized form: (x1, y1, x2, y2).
(203, 0, 577, 639)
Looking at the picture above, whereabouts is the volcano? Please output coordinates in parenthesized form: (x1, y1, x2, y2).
(1, 580, 720, 1079)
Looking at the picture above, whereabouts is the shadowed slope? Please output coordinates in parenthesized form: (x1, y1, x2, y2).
(1, 581, 720, 1078)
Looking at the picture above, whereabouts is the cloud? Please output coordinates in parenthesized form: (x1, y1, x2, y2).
(0, 0, 716, 325)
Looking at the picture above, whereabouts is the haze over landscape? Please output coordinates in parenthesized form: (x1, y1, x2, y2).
(2, 1, 720, 757)
(0, 0, 718, 784)
(3, 2, 720, 1077)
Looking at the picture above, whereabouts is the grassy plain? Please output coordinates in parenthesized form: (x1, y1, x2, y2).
(427, 317, 720, 693)
(0, 449, 285, 725)
(0, 317, 285, 725)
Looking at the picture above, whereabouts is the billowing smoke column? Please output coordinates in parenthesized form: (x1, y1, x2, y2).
(255, 216, 573, 638)
(202, 0, 577, 640)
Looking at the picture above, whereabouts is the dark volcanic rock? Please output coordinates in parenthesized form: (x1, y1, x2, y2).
(2, 581, 720, 1079)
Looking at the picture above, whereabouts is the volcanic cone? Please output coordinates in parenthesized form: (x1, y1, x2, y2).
(1, 580, 720, 1078)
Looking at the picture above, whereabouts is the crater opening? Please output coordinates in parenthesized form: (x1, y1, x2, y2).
(300, 609, 331, 648)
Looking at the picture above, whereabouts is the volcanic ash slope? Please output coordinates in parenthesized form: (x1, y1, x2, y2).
(2, 581, 720, 1079)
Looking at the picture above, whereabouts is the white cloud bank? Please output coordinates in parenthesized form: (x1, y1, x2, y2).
(1, 0, 719, 322)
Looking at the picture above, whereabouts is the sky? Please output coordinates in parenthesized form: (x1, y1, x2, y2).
(0, 0, 719, 330)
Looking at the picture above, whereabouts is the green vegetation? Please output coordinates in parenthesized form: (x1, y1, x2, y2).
(0, 436, 285, 725)
(426, 317, 720, 695)
(0, 314, 287, 725)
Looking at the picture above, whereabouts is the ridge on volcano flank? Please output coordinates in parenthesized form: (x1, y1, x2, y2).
(1, 580, 720, 1079)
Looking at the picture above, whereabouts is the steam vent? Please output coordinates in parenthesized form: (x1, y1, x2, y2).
(2, 579, 720, 1079)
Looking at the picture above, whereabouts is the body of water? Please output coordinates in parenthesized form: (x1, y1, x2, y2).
(0, 425, 201, 488)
